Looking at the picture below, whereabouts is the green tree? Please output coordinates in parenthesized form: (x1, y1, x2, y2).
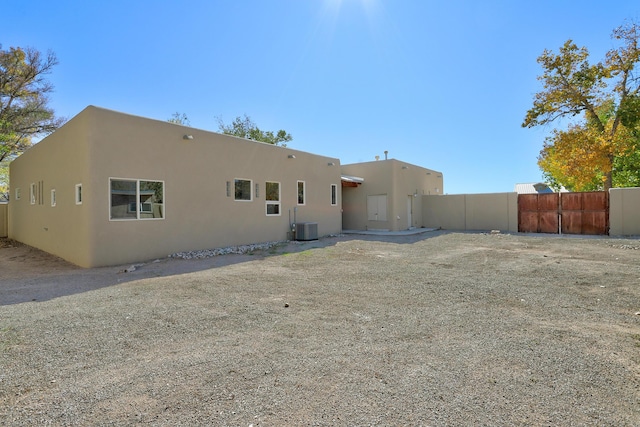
(0, 45, 65, 163)
(167, 112, 190, 126)
(217, 114, 292, 147)
(523, 22, 640, 190)
(0, 159, 8, 197)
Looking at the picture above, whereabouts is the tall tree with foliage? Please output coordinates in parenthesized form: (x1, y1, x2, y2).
(0, 161, 8, 196)
(0, 45, 65, 163)
(217, 114, 292, 147)
(523, 22, 640, 191)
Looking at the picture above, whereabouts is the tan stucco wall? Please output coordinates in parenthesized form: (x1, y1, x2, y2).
(423, 192, 518, 232)
(609, 187, 640, 236)
(9, 106, 342, 267)
(422, 194, 466, 230)
(0, 203, 7, 237)
(341, 159, 443, 231)
(9, 111, 94, 265)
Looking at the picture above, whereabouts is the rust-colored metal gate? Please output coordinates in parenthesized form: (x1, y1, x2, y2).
(518, 191, 609, 235)
(518, 193, 559, 233)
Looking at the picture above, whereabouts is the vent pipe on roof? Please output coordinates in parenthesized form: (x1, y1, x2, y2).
(384, 150, 388, 160)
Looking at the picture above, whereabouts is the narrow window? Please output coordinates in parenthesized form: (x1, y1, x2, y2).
(15, 188, 21, 201)
(234, 179, 252, 201)
(265, 181, 280, 216)
(75, 184, 83, 205)
(331, 184, 337, 206)
(139, 180, 164, 219)
(30, 183, 36, 205)
(51, 189, 56, 207)
(297, 181, 305, 205)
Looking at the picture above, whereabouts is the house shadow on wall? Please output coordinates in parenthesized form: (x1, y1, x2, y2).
(0, 229, 445, 306)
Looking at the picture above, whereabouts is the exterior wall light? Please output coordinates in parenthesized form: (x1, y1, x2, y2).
(288, 154, 296, 159)
(328, 162, 335, 166)
(183, 134, 194, 140)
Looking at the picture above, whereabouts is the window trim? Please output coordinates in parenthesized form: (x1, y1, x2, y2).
(51, 189, 56, 207)
(297, 180, 305, 205)
(75, 184, 83, 205)
(234, 178, 253, 202)
(109, 177, 165, 221)
(330, 184, 337, 206)
(265, 181, 281, 216)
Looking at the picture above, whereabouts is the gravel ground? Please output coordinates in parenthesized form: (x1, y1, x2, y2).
(1, 231, 639, 426)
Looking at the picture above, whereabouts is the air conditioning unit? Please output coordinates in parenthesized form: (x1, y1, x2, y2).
(295, 222, 318, 241)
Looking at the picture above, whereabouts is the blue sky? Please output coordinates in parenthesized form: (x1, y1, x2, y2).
(5, 0, 639, 193)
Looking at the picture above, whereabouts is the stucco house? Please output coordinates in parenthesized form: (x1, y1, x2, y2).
(341, 159, 443, 232)
(8, 106, 445, 267)
(8, 106, 343, 267)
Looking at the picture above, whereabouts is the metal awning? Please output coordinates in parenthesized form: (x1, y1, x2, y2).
(341, 174, 364, 187)
(341, 174, 364, 183)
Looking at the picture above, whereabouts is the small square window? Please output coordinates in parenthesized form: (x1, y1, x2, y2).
(234, 179, 252, 201)
(75, 184, 83, 205)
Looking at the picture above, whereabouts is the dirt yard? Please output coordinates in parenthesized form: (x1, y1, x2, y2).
(1, 231, 639, 426)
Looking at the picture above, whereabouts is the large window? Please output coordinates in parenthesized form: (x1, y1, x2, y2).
(265, 181, 280, 216)
(235, 178, 252, 201)
(110, 178, 164, 220)
(297, 180, 305, 205)
(331, 184, 337, 206)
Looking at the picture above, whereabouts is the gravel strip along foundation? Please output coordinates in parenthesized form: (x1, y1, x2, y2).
(1, 231, 639, 425)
